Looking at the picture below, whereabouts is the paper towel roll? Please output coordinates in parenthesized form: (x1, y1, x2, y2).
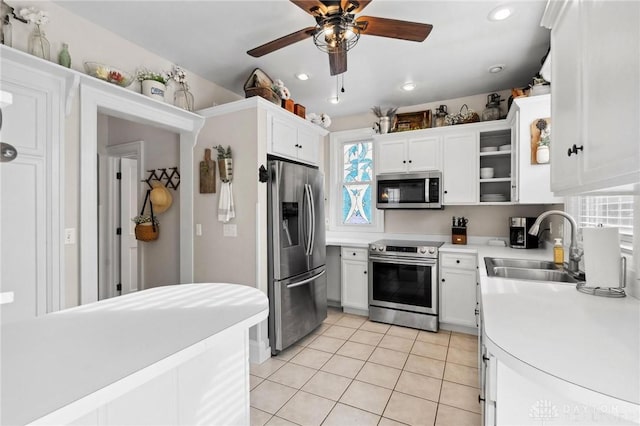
(582, 227, 622, 288)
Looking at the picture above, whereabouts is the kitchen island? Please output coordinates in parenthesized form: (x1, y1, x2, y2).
(1, 283, 268, 426)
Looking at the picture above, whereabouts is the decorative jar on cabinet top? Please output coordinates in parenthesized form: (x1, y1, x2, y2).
(28, 26, 50, 60)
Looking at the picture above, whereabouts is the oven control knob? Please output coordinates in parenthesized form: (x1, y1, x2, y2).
(370, 245, 377, 252)
(378, 246, 385, 252)
(428, 247, 436, 255)
(419, 247, 427, 254)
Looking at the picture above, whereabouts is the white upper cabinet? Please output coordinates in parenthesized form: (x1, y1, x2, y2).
(543, 0, 640, 194)
(507, 95, 562, 204)
(375, 131, 441, 174)
(442, 132, 477, 204)
(268, 111, 323, 166)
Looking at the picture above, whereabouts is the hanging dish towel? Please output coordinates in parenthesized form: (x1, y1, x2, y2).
(218, 181, 235, 223)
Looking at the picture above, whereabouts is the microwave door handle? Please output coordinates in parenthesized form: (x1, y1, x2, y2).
(308, 185, 316, 255)
(424, 178, 430, 203)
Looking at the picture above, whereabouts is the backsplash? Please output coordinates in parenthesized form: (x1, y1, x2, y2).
(384, 204, 564, 239)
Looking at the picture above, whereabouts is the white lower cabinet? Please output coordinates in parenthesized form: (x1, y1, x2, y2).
(439, 253, 477, 327)
(341, 247, 369, 312)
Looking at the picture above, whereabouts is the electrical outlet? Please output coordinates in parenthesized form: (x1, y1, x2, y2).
(223, 224, 237, 237)
(64, 228, 76, 245)
(196, 224, 202, 236)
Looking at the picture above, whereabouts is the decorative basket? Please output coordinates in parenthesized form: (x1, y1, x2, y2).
(243, 68, 281, 105)
(245, 87, 281, 104)
(445, 104, 480, 126)
(135, 223, 159, 242)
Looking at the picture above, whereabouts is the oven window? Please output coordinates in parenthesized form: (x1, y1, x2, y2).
(371, 262, 433, 308)
(377, 179, 426, 204)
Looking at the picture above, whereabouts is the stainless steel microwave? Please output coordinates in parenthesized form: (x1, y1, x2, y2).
(376, 171, 443, 209)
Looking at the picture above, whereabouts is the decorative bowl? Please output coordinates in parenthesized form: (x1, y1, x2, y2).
(480, 167, 495, 179)
(83, 62, 133, 87)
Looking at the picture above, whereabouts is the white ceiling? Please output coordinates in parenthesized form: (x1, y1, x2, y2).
(56, 0, 550, 117)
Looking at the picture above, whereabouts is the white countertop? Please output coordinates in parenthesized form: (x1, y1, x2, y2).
(1, 283, 268, 426)
(475, 247, 640, 409)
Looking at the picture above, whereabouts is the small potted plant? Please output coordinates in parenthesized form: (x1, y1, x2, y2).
(136, 68, 168, 101)
(371, 106, 397, 134)
(536, 119, 551, 164)
(213, 145, 233, 183)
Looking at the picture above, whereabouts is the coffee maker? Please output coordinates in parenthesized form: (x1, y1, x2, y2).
(509, 217, 539, 249)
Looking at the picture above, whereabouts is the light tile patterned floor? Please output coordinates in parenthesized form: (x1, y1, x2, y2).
(250, 308, 481, 426)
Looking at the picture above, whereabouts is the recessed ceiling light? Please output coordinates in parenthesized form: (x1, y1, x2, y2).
(488, 5, 513, 21)
(296, 73, 310, 81)
(488, 64, 505, 73)
(401, 82, 416, 91)
(328, 96, 340, 104)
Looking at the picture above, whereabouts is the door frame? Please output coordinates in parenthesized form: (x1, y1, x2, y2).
(80, 82, 204, 304)
(102, 141, 145, 300)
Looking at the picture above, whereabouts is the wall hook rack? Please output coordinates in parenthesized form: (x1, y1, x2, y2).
(142, 167, 180, 190)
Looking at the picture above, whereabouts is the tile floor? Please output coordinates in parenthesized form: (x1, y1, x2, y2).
(250, 309, 481, 426)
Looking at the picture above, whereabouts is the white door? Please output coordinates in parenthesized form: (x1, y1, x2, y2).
(376, 137, 407, 174)
(120, 158, 139, 296)
(0, 87, 47, 324)
(341, 259, 368, 310)
(440, 267, 477, 327)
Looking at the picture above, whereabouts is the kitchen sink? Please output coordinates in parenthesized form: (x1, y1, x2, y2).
(489, 267, 579, 283)
(484, 257, 583, 284)
(485, 258, 559, 270)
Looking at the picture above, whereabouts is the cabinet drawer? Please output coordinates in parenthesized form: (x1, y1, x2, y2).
(441, 253, 477, 270)
(341, 247, 368, 262)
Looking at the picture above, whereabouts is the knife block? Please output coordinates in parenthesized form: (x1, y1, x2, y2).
(452, 226, 467, 245)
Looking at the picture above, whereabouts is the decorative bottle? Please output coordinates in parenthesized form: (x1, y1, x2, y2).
(28, 26, 50, 60)
(58, 43, 71, 68)
(174, 84, 195, 112)
(553, 238, 564, 265)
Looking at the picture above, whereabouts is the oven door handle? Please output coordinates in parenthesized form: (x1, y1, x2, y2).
(369, 256, 437, 266)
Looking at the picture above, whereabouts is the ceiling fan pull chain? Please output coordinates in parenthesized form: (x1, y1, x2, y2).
(341, 74, 345, 93)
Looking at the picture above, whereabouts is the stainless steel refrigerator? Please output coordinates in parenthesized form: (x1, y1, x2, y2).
(267, 158, 327, 354)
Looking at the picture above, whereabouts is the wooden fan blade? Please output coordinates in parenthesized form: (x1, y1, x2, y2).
(290, 0, 328, 16)
(342, 0, 372, 14)
(357, 16, 433, 42)
(328, 46, 347, 76)
(247, 27, 317, 57)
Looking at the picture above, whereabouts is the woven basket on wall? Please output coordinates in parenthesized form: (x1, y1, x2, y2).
(135, 223, 159, 242)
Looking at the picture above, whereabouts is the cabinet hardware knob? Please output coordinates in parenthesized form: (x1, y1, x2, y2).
(478, 395, 485, 403)
(402, 160, 406, 164)
(475, 309, 480, 315)
(444, 190, 448, 194)
(456, 260, 460, 264)
(483, 355, 490, 361)
(364, 271, 367, 274)
(441, 278, 445, 282)
(511, 185, 516, 189)
(567, 144, 584, 157)
(353, 252, 356, 256)
(408, 160, 412, 163)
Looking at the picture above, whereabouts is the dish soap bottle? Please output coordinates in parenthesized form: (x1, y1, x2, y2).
(553, 238, 564, 265)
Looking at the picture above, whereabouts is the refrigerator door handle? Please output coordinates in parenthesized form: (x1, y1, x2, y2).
(308, 185, 316, 256)
(286, 269, 326, 289)
(304, 184, 313, 256)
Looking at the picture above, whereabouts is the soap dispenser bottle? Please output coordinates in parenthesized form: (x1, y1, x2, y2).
(553, 238, 564, 265)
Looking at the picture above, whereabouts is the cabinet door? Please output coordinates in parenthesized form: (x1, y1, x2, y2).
(580, 1, 640, 189)
(442, 133, 477, 204)
(270, 115, 299, 160)
(296, 127, 319, 165)
(407, 135, 441, 171)
(376, 137, 407, 174)
(341, 259, 368, 311)
(550, 0, 583, 193)
(440, 267, 477, 327)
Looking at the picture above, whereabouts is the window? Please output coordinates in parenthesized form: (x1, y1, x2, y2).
(577, 195, 634, 252)
(329, 128, 383, 232)
(342, 141, 373, 224)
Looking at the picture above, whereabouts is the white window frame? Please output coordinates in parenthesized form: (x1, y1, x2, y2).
(566, 194, 635, 254)
(329, 128, 384, 233)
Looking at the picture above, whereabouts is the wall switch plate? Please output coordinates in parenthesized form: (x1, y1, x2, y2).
(223, 224, 237, 237)
(195, 224, 202, 236)
(64, 228, 76, 245)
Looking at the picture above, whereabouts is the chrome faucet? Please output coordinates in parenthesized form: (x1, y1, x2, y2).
(528, 210, 583, 274)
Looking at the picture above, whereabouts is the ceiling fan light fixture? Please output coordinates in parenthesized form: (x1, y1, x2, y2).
(402, 82, 416, 91)
(488, 64, 505, 73)
(313, 20, 361, 53)
(488, 5, 513, 21)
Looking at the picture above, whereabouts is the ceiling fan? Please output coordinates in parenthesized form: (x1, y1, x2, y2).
(247, 0, 433, 76)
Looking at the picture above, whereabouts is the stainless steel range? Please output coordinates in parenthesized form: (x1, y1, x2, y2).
(368, 239, 443, 332)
